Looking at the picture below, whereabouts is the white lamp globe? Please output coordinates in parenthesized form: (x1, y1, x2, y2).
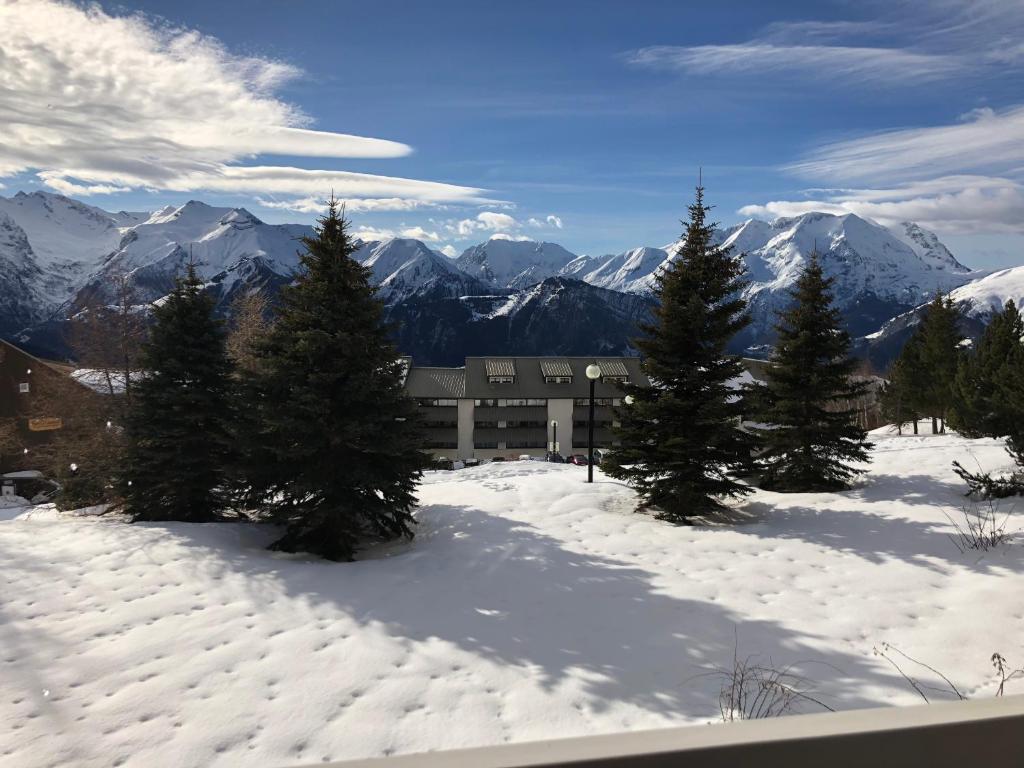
(585, 364, 601, 381)
(624, 394, 635, 405)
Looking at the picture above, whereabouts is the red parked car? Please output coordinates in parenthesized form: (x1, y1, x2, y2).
(567, 454, 589, 466)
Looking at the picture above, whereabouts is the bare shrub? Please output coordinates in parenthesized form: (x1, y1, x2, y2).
(942, 497, 1015, 553)
(873, 642, 965, 703)
(697, 635, 835, 721)
(992, 653, 1024, 697)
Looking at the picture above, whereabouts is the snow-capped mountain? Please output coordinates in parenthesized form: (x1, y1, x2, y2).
(455, 238, 579, 289)
(0, 192, 146, 330)
(0, 191, 1008, 366)
(560, 246, 669, 294)
(78, 201, 313, 307)
(354, 238, 493, 304)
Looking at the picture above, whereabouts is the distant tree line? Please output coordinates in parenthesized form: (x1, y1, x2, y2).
(882, 294, 1024, 494)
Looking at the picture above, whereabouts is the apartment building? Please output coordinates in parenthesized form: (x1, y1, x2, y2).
(405, 356, 648, 461)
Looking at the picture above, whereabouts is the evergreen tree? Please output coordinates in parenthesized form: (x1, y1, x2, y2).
(915, 293, 964, 433)
(951, 300, 1023, 438)
(754, 253, 872, 491)
(604, 184, 754, 521)
(123, 265, 231, 521)
(241, 200, 423, 561)
(881, 333, 928, 435)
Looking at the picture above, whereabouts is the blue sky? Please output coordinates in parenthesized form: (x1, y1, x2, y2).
(2, 0, 1024, 266)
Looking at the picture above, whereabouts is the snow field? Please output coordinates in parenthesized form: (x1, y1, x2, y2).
(0, 430, 1021, 767)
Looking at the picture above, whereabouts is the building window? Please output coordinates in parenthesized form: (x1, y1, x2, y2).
(487, 375, 515, 384)
(574, 397, 621, 407)
(574, 420, 613, 428)
(507, 440, 546, 449)
(418, 398, 457, 407)
(474, 398, 498, 407)
(544, 375, 573, 384)
(426, 441, 458, 449)
(474, 441, 498, 449)
(505, 420, 545, 429)
(424, 420, 458, 428)
(602, 375, 629, 384)
(18, 382, 29, 394)
(474, 420, 498, 428)
(498, 398, 547, 407)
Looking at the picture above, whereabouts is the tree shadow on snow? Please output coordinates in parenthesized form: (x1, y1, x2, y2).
(149, 505, 915, 721)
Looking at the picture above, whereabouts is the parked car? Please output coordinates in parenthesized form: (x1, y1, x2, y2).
(592, 448, 612, 465)
(464, 458, 481, 468)
(491, 456, 506, 462)
(567, 454, 589, 466)
(545, 452, 565, 463)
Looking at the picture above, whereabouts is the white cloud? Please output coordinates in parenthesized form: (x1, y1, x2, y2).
(447, 211, 520, 237)
(0, 0, 484, 205)
(628, 43, 960, 83)
(527, 214, 563, 229)
(789, 106, 1024, 183)
(439, 245, 458, 258)
(489, 233, 533, 242)
(476, 211, 518, 230)
(400, 226, 441, 242)
(738, 176, 1024, 234)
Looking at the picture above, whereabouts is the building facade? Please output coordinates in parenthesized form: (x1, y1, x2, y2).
(405, 356, 648, 461)
(0, 339, 84, 474)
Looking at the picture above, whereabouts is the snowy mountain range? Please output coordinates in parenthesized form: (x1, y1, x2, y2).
(0, 190, 1014, 365)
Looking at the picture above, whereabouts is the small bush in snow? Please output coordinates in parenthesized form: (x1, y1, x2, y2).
(943, 497, 1015, 553)
(701, 638, 835, 721)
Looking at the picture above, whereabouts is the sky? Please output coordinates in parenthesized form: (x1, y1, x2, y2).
(1, 0, 1023, 267)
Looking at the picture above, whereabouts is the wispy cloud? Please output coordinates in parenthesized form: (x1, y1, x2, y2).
(443, 210, 564, 240)
(739, 176, 1024, 234)
(626, 2, 1023, 86)
(789, 106, 1024, 182)
(255, 196, 444, 215)
(0, 0, 484, 205)
(628, 44, 959, 84)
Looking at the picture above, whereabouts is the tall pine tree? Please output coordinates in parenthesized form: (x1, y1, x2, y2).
(755, 252, 872, 491)
(123, 265, 231, 521)
(604, 184, 753, 522)
(241, 200, 423, 561)
(916, 293, 965, 433)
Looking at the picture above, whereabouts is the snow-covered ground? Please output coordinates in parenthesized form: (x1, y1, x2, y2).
(1, 430, 1022, 767)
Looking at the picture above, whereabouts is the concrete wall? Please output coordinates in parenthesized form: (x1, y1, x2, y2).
(457, 399, 474, 459)
(546, 398, 573, 455)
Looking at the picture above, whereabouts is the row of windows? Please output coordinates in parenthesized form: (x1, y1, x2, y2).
(574, 398, 623, 407)
(473, 441, 547, 450)
(474, 420, 546, 429)
(544, 375, 572, 384)
(573, 420, 617, 429)
(474, 398, 547, 407)
(425, 441, 458, 449)
(423, 420, 458, 428)
(418, 398, 458, 407)
(487, 375, 515, 384)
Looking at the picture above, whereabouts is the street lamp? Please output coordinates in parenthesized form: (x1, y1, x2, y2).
(624, 394, 635, 406)
(585, 363, 602, 483)
(550, 419, 559, 458)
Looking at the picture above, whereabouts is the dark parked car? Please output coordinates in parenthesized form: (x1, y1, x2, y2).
(567, 454, 589, 466)
(491, 456, 506, 462)
(545, 452, 565, 463)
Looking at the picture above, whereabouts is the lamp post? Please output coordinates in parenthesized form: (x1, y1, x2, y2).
(550, 419, 558, 458)
(585, 363, 602, 483)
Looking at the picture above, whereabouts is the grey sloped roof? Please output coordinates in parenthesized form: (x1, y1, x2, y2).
(404, 367, 466, 398)
(595, 358, 629, 378)
(484, 359, 517, 377)
(464, 357, 647, 399)
(539, 359, 573, 377)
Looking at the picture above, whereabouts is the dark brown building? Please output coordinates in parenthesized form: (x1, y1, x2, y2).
(0, 339, 85, 474)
